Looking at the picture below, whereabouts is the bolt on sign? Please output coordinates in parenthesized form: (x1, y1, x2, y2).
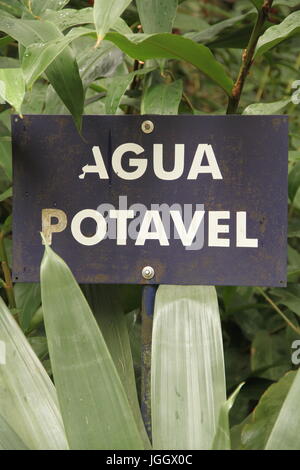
(12, 115, 288, 286)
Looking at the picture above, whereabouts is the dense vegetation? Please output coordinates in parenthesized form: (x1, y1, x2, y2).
(0, 0, 300, 450)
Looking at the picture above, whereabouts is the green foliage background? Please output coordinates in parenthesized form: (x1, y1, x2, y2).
(0, 0, 300, 450)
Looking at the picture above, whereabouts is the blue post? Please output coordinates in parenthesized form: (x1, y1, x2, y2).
(141, 284, 157, 441)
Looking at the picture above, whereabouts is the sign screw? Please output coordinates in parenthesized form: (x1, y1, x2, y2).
(142, 266, 155, 280)
(141, 120, 154, 134)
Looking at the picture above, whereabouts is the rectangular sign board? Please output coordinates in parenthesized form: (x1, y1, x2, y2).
(12, 115, 288, 286)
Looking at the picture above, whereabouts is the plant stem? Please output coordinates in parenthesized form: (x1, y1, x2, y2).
(256, 287, 300, 336)
(226, 0, 274, 114)
(0, 232, 16, 310)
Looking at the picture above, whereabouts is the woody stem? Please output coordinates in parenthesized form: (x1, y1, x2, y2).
(226, 0, 274, 115)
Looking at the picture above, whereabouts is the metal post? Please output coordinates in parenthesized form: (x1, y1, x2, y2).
(141, 284, 157, 441)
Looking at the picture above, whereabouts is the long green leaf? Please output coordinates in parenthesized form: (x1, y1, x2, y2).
(151, 285, 226, 450)
(40, 243, 144, 450)
(255, 11, 300, 58)
(242, 98, 291, 115)
(136, 0, 178, 33)
(0, 69, 25, 113)
(21, 27, 233, 95)
(212, 383, 244, 450)
(106, 32, 233, 95)
(28, 0, 70, 15)
(0, 298, 68, 450)
(82, 285, 150, 449)
(0, 0, 23, 17)
(93, 0, 132, 42)
(42, 8, 131, 34)
(0, 414, 28, 450)
(185, 12, 256, 45)
(105, 67, 155, 114)
(0, 18, 84, 129)
(141, 79, 183, 115)
(266, 368, 300, 449)
(14, 282, 41, 332)
(0, 187, 12, 203)
(241, 371, 296, 450)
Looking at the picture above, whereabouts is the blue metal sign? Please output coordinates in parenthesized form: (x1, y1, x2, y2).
(12, 115, 288, 286)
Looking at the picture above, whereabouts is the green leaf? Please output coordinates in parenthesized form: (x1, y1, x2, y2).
(0, 18, 84, 130)
(42, 8, 131, 34)
(14, 283, 41, 332)
(42, 7, 94, 30)
(255, 11, 300, 58)
(105, 66, 155, 114)
(151, 285, 226, 450)
(0, 0, 24, 17)
(21, 26, 94, 88)
(0, 35, 14, 47)
(266, 368, 300, 449)
(27, 0, 70, 16)
(93, 0, 132, 42)
(0, 57, 19, 69)
(77, 39, 123, 88)
(212, 383, 244, 450)
(2, 213, 12, 236)
(82, 285, 150, 449)
(289, 162, 300, 203)
(106, 32, 233, 95)
(269, 285, 300, 317)
(251, 330, 290, 381)
(0, 414, 28, 450)
(249, 0, 262, 9)
(40, 243, 145, 450)
(0, 298, 68, 450)
(136, 0, 178, 33)
(241, 371, 296, 450)
(142, 79, 183, 115)
(0, 69, 25, 114)
(19, 26, 233, 95)
(243, 98, 291, 115)
(185, 12, 256, 47)
(0, 186, 12, 203)
(173, 12, 209, 32)
(273, 0, 300, 6)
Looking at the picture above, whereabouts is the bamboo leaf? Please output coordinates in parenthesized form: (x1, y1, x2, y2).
(40, 243, 145, 450)
(151, 285, 226, 450)
(28, 0, 70, 16)
(136, 0, 178, 33)
(0, 69, 25, 114)
(242, 98, 291, 115)
(266, 368, 300, 449)
(0, 414, 28, 450)
(0, 187, 12, 203)
(0, 0, 24, 17)
(93, 0, 132, 42)
(212, 383, 244, 450)
(42, 8, 131, 34)
(141, 79, 183, 115)
(14, 282, 41, 332)
(0, 18, 84, 130)
(82, 285, 151, 449)
(0, 298, 68, 450)
(242, 371, 296, 450)
(105, 66, 155, 114)
(20, 27, 233, 96)
(255, 11, 300, 58)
